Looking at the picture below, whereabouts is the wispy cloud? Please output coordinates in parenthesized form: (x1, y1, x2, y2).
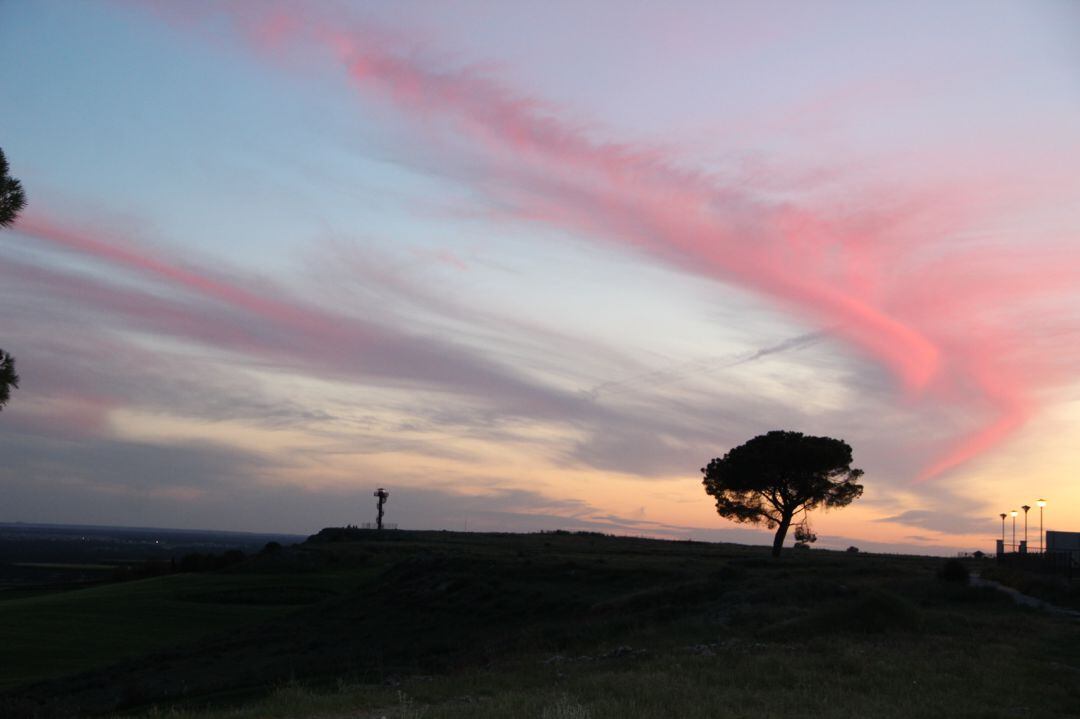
(876, 509, 994, 537)
(161, 3, 1080, 482)
(586, 330, 824, 400)
(7, 215, 619, 429)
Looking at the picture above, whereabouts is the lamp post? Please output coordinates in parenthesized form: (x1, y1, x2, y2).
(1010, 510, 1018, 551)
(1000, 512, 1006, 547)
(1037, 499, 1046, 553)
(1021, 505, 1031, 552)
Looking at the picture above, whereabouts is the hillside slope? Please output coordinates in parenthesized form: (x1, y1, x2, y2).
(1, 530, 1077, 718)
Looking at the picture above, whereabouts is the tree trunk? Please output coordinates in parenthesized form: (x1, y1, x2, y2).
(772, 513, 794, 557)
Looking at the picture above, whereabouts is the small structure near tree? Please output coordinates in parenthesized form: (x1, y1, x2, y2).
(793, 515, 818, 549)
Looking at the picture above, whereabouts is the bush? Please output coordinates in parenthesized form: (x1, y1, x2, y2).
(845, 590, 922, 633)
(938, 558, 969, 583)
(759, 589, 921, 638)
(846, 546, 859, 553)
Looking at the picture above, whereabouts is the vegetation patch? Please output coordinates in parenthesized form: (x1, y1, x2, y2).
(0, 531, 1076, 719)
(979, 564, 1080, 611)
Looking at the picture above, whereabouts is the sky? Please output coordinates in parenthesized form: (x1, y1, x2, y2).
(1, 0, 1078, 554)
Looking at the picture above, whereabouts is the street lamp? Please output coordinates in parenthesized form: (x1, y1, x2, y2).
(999, 512, 1007, 547)
(1010, 510, 1018, 551)
(1021, 505, 1031, 552)
(1037, 499, 1047, 553)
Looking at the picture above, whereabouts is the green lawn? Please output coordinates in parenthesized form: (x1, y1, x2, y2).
(132, 606, 1080, 719)
(0, 568, 368, 691)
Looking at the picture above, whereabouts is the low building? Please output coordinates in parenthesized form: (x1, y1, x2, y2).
(1046, 530, 1080, 565)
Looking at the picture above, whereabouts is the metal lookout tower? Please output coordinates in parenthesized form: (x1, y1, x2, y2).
(374, 488, 389, 530)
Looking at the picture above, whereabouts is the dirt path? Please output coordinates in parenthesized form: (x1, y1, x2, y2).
(970, 575, 1080, 620)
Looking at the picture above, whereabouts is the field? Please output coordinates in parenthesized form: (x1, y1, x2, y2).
(0, 529, 1077, 718)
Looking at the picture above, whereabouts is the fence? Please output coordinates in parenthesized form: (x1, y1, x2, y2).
(995, 548, 1076, 581)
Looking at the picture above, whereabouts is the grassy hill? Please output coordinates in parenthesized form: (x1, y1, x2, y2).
(0, 529, 1077, 718)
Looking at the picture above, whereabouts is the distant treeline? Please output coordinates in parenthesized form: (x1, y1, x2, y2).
(110, 542, 283, 581)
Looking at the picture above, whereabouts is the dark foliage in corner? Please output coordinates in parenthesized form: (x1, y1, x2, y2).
(0, 147, 26, 228)
(0, 349, 17, 411)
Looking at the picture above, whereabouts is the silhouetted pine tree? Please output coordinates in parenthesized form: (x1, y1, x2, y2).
(0, 147, 27, 228)
(0, 350, 17, 411)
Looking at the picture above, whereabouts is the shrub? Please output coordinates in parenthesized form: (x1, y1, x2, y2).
(938, 558, 969, 583)
(845, 590, 922, 633)
(758, 588, 921, 638)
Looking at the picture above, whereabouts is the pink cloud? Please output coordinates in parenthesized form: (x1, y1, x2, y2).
(4, 219, 614, 428)
(111, 4, 1080, 481)
(315, 22, 948, 395)
(16, 212, 348, 339)
(268, 9, 1078, 477)
(1, 387, 118, 441)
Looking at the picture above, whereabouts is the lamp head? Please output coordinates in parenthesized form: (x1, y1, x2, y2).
(1037, 499, 1047, 507)
(1010, 510, 1018, 517)
(1022, 505, 1031, 512)
(1000, 513, 1007, 519)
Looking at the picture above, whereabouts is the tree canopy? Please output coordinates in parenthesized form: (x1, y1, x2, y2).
(701, 430, 863, 556)
(0, 350, 17, 411)
(1, 147, 27, 228)
(1, 148, 25, 412)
